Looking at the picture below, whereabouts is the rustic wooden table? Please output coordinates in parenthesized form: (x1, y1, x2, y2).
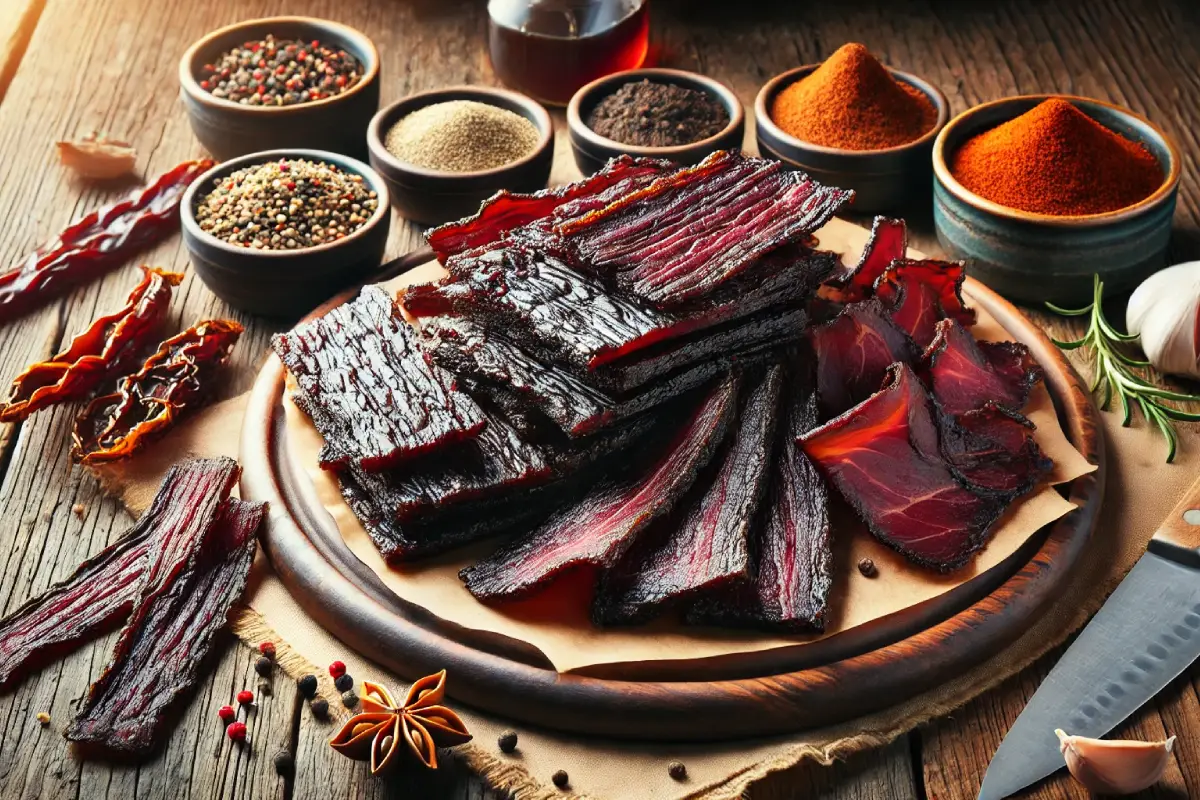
(1, 1, 1198, 798)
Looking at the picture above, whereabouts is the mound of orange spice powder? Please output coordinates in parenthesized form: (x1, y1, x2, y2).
(949, 99, 1162, 216)
(770, 43, 937, 150)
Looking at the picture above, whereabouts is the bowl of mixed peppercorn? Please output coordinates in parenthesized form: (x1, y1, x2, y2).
(567, 68, 745, 175)
(179, 17, 380, 160)
(181, 150, 390, 317)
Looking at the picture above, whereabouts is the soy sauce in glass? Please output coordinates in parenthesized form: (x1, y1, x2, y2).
(487, 0, 650, 106)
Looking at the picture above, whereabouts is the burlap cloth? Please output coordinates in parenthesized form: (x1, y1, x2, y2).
(92, 303, 1198, 800)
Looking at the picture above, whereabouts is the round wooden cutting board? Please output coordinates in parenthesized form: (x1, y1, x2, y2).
(240, 250, 1105, 742)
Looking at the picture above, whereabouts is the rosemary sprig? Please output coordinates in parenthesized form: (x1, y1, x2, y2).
(1046, 275, 1200, 462)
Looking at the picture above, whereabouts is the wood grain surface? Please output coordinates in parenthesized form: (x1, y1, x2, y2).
(0, 0, 1197, 797)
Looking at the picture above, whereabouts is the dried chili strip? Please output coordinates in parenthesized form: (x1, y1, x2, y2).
(0, 457, 238, 690)
(71, 319, 243, 465)
(0, 267, 182, 422)
(0, 159, 212, 323)
(67, 496, 263, 757)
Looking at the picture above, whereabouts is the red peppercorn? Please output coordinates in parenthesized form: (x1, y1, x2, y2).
(335, 75, 346, 88)
(227, 721, 248, 742)
(298, 50, 308, 61)
(259, 641, 277, 659)
(237, 690, 254, 706)
(200, 80, 210, 90)
(311, 39, 320, 48)
(218, 705, 236, 723)
(329, 660, 346, 679)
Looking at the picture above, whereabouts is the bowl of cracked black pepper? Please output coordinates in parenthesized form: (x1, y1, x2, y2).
(567, 68, 744, 175)
(180, 17, 380, 160)
(366, 85, 554, 225)
(182, 150, 390, 317)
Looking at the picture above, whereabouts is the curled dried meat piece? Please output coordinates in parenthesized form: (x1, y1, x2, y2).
(822, 216, 907, 303)
(0, 267, 182, 422)
(874, 259, 975, 348)
(276, 286, 485, 472)
(71, 319, 243, 465)
(0, 457, 239, 690)
(810, 299, 919, 418)
(461, 374, 740, 601)
(940, 403, 1052, 497)
(67, 495, 263, 756)
(798, 364, 1006, 571)
(0, 159, 212, 322)
(924, 318, 1043, 416)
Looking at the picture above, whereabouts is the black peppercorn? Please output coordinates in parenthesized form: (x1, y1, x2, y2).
(310, 697, 329, 718)
(255, 656, 272, 677)
(552, 769, 569, 789)
(857, 557, 878, 578)
(334, 673, 354, 692)
(273, 749, 294, 776)
(668, 761, 687, 780)
(341, 690, 359, 708)
(298, 674, 318, 698)
(498, 730, 518, 753)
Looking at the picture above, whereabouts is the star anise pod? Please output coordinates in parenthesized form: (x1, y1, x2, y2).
(329, 671, 471, 773)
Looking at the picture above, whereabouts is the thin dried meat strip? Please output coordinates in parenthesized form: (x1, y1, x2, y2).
(594, 364, 783, 625)
(0, 458, 239, 690)
(72, 319, 243, 465)
(821, 216, 907, 303)
(461, 374, 740, 602)
(923, 318, 1043, 417)
(554, 150, 852, 306)
(940, 403, 1052, 497)
(810, 299, 919, 418)
(427, 155, 671, 260)
(67, 496, 263, 757)
(275, 286, 485, 471)
(0, 267, 182, 422)
(0, 159, 212, 322)
(798, 363, 1006, 571)
(874, 259, 975, 348)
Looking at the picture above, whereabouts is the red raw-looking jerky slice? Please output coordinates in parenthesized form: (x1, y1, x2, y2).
(0, 457, 240, 690)
(460, 374, 741, 602)
(874, 259, 976, 348)
(798, 364, 1007, 571)
(939, 403, 1052, 498)
(810, 299, 919, 419)
(594, 364, 784, 625)
(821, 216, 907, 303)
(923, 318, 1043, 417)
(0, 267, 182, 422)
(66, 495, 264, 757)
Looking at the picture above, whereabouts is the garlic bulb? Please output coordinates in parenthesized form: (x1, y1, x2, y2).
(1126, 261, 1200, 379)
(1056, 728, 1175, 794)
(55, 133, 137, 180)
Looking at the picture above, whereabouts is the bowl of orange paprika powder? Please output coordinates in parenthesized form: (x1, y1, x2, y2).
(933, 95, 1180, 305)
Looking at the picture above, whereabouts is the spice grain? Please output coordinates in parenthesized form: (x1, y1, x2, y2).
(254, 656, 272, 676)
(498, 729, 518, 753)
(199, 35, 363, 107)
(310, 697, 329, 718)
(298, 674, 318, 698)
(334, 673, 354, 692)
(385, 100, 540, 173)
(587, 80, 729, 148)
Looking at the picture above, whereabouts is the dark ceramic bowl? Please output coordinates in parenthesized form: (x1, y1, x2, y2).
(932, 95, 1181, 305)
(567, 68, 745, 175)
(755, 64, 948, 213)
(366, 86, 554, 225)
(181, 149, 391, 318)
(179, 17, 380, 160)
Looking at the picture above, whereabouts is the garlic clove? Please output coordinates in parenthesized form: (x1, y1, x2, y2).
(55, 133, 137, 180)
(1125, 261, 1200, 379)
(1056, 728, 1175, 794)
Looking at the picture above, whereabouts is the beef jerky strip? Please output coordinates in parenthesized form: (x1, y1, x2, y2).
(923, 317, 1044, 417)
(0, 458, 239, 690)
(553, 150, 852, 307)
(0, 159, 213, 323)
(66, 497, 263, 757)
(874, 259, 975, 349)
(72, 319, 243, 465)
(594, 364, 784, 625)
(274, 286, 485, 472)
(0, 267, 182, 422)
(461, 374, 739, 602)
(820, 216, 907, 303)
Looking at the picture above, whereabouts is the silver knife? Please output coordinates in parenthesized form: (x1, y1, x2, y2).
(978, 474, 1200, 800)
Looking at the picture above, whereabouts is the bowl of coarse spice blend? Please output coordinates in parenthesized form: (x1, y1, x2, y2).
(933, 95, 1180, 305)
(366, 85, 553, 225)
(180, 17, 380, 161)
(755, 43, 948, 213)
(182, 151, 390, 317)
(567, 68, 744, 175)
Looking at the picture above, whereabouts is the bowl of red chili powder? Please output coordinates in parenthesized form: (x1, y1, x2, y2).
(755, 43, 948, 213)
(933, 95, 1180, 304)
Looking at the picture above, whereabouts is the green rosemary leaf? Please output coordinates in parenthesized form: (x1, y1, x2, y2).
(1044, 301, 1093, 316)
(1050, 336, 1088, 350)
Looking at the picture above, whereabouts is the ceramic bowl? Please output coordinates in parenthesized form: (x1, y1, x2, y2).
(755, 64, 948, 213)
(179, 17, 380, 160)
(181, 149, 391, 318)
(366, 86, 554, 225)
(567, 68, 745, 175)
(932, 95, 1181, 305)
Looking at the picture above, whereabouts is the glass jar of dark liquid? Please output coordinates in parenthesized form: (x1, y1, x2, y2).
(488, 0, 650, 106)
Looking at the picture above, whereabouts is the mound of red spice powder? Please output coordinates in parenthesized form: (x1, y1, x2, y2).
(949, 98, 1162, 216)
(770, 43, 938, 151)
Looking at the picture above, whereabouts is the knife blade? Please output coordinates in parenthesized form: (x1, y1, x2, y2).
(978, 474, 1200, 800)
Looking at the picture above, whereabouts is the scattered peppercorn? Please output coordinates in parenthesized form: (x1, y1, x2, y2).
(237, 689, 254, 706)
(255, 656, 273, 677)
(259, 641, 277, 660)
(71, 503, 86, 517)
(384, 100, 541, 173)
(198, 35, 364, 107)
(587, 79, 729, 148)
(341, 690, 359, 708)
(218, 704, 236, 723)
(273, 749, 295, 775)
(298, 674, 318, 698)
(310, 697, 329, 718)
(498, 730, 518, 753)
(35, 711, 51, 726)
(328, 660, 347, 679)
(668, 761, 687, 780)
(227, 721, 248, 742)
(857, 557, 878, 578)
(551, 769, 570, 789)
(334, 673, 354, 692)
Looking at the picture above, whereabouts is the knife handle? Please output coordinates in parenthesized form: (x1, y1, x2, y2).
(1148, 473, 1200, 567)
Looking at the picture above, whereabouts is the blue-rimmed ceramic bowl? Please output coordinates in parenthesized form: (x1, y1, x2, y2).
(932, 95, 1181, 306)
